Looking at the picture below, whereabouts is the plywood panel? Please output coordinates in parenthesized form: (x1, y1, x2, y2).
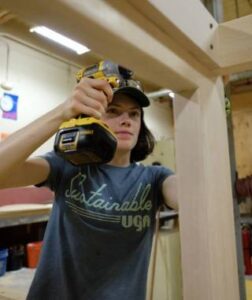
(232, 90, 252, 178)
(232, 109, 252, 178)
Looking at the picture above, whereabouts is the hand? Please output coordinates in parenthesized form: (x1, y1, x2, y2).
(61, 77, 113, 121)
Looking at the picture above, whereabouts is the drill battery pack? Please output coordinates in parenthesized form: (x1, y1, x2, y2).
(54, 117, 117, 166)
(54, 60, 133, 166)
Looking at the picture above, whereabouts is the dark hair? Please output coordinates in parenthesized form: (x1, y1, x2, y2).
(130, 109, 155, 162)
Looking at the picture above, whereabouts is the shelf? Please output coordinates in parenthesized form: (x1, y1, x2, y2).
(0, 204, 52, 228)
(0, 204, 178, 228)
(240, 215, 252, 225)
(160, 210, 178, 220)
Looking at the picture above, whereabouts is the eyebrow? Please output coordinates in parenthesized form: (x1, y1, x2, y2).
(108, 103, 141, 110)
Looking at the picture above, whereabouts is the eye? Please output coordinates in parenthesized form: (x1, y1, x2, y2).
(105, 107, 119, 117)
(129, 110, 141, 119)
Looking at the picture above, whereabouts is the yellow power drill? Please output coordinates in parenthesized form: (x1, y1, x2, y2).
(54, 60, 133, 166)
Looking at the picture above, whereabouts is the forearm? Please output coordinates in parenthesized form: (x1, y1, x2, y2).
(0, 104, 64, 182)
(0, 77, 112, 185)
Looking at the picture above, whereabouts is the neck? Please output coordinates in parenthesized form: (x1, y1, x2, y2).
(107, 150, 131, 167)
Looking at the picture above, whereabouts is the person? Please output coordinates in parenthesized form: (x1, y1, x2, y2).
(0, 64, 178, 300)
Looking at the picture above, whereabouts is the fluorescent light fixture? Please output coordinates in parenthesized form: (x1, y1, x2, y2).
(30, 26, 90, 55)
(168, 92, 175, 98)
(147, 89, 175, 100)
(162, 89, 175, 98)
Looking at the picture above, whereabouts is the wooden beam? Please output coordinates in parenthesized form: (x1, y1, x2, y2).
(1, 0, 251, 77)
(126, 0, 220, 72)
(216, 15, 252, 74)
(0, 0, 202, 93)
(107, 0, 252, 76)
(106, 0, 216, 78)
(174, 77, 240, 300)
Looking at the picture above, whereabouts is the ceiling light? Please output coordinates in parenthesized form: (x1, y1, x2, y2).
(30, 26, 90, 55)
(168, 92, 175, 98)
(147, 89, 175, 100)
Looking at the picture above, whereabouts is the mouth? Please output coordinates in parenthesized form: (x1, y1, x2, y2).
(115, 131, 133, 138)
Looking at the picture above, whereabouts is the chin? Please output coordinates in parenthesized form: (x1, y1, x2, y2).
(117, 141, 136, 152)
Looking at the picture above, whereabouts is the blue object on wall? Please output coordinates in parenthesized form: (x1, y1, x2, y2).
(0, 92, 19, 120)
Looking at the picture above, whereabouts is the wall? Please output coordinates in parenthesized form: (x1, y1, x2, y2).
(0, 37, 78, 156)
(232, 90, 252, 178)
(144, 100, 176, 171)
(223, 0, 252, 21)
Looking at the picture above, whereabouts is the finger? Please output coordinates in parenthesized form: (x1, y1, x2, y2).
(83, 95, 106, 114)
(82, 87, 108, 109)
(83, 78, 113, 103)
(75, 103, 102, 119)
(101, 82, 113, 103)
(73, 84, 107, 111)
(73, 92, 106, 115)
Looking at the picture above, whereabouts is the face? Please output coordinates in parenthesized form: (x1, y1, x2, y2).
(101, 93, 141, 152)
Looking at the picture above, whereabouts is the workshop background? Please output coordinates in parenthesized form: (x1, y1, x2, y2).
(0, 0, 251, 300)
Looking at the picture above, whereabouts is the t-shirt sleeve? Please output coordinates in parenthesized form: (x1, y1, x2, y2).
(35, 151, 66, 192)
(152, 166, 174, 207)
(154, 166, 174, 185)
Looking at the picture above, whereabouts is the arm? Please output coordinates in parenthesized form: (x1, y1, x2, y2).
(0, 78, 113, 189)
(162, 175, 178, 211)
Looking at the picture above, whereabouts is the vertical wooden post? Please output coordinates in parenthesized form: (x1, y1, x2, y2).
(173, 77, 240, 300)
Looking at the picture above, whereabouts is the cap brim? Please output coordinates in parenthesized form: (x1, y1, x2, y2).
(114, 87, 150, 107)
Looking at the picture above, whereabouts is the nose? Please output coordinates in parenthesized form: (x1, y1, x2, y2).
(119, 111, 131, 126)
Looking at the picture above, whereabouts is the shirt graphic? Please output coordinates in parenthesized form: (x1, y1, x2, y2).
(64, 172, 152, 231)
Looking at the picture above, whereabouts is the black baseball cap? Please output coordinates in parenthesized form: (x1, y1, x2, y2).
(113, 79, 150, 107)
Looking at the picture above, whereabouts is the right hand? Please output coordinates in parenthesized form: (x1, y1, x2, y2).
(60, 77, 113, 121)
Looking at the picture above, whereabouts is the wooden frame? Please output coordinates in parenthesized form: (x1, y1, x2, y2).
(0, 0, 251, 299)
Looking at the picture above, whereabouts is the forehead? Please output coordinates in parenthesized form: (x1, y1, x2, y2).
(110, 93, 140, 109)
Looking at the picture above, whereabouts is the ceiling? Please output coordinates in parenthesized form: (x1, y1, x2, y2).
(0, 5, 160, 93)
(0, 2, 251, 95)
(0, 6, 103, 67)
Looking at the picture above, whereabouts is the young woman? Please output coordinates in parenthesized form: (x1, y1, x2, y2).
(0, 75, 177, 300)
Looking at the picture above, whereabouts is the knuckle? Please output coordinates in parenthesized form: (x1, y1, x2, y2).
(79, 77, 88, 84)
(72, 89, 82, 100)
(93, 101, 102, 111)
(86, 107, 101, 119)
(98, 92, 107, 104)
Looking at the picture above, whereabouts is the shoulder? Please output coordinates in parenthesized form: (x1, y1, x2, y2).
(38, 151, 80, 177)
(137, 163, 174, 177)
(134, 163, 174, 187)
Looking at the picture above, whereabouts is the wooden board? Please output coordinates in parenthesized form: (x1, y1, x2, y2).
(0, 204, 52, 218)
(231, 90, 252, 178)
(232, 109, 252, 178)
(217, 15, 252, 74)
(173, 77, 240, 300)
(0, 268, 35, 300)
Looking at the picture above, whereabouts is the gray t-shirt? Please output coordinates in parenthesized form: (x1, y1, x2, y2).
(27, 152, 173, 300)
